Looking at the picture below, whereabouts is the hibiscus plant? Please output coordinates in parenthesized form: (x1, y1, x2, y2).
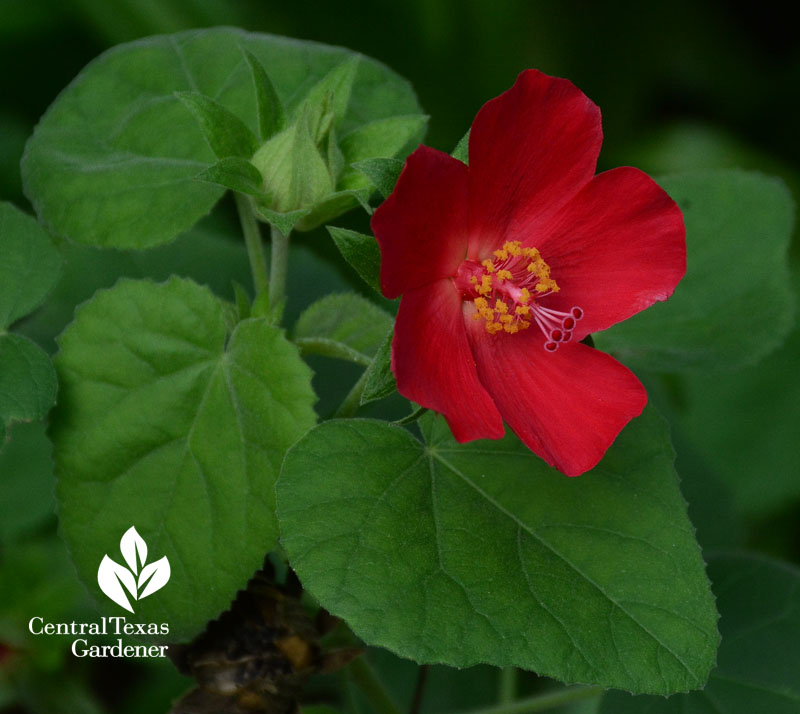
(1, 27, 797, 714)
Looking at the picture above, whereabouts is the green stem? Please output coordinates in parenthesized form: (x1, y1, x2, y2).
(459, 686, 604, 714)
(348, 657, 403, 714)
(335, 369, 370, 418)
(235, 193, 269, 298)
(498, 668, 517, 704)
(393, 406, 428, 426)
(295, 338, 371, 367)
(269, 223, 290, 311)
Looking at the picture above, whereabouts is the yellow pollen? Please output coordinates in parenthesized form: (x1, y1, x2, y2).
(496, 269, 513, 281)
(494, 299, 508, 314)
(503, 323, 519, 334)
(519, 320, 531, 329)
(476, 274, 493, 296)
(486, 322, 504, 334)
(493, 248, 508, 260)
(474, 297, 488, 310)
(470, 275, 478, 284)
(520, 288, 531, 304)
(481, 259, 496, 273)
(515, 305, 530, 316)
(499, 314, 514, 324)
(504, 240, 523, 256)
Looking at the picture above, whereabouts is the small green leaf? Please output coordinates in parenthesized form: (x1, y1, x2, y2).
(352, 158, 404, 198)
(242, 48, 285, 140)
(0, 202, 61, 329)
(176, 91, 260, 159)
(54, 277, 317, 639)
(361, 328, 396, 404)
(0, 421, 55, 544)
(297, 56, 360, 130)
(256, 205, 312, 238)
(327, 226, 382, 294)
(595, 170, 795, 371)
(195, 156, 264, 195)
(341, 115, 427, 163)
(294, 293, 392, 366)
(452, 129, 470, 163)
(277, 407, 719, 694)
(0, 334, 58, 429)
(601, 553, 800, 713)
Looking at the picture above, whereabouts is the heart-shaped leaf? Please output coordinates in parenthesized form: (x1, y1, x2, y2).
(54, 277, 317, 639)
(277, 407, 719, 694)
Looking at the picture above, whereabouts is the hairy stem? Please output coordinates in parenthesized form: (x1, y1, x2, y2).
(269, 224, 290, 312)
(235, 193, 269, 298)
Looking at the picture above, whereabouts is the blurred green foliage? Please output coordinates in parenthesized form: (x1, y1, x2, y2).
(1, 1, 798, 712)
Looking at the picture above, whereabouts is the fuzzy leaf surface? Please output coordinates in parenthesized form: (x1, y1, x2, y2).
(277, 407, 719, 694)
(53, 277, 316, 639)
(22, 28, 422, 249)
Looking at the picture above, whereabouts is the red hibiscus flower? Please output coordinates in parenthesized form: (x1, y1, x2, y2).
(371, 69, 686, 476)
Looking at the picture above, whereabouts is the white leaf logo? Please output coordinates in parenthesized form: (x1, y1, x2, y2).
(97, 527, 170, 612)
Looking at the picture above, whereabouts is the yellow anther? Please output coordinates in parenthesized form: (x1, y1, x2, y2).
(476, 274, 493, 296)
(481, 259, 496, 273)
(470, 275, 478, 284)
(474, 297, 488, 310)
(520, 288, 531, 304)
(504, 240, 522, 256)
(493, 248, 508, 260)
(522, 246, 540, 259)
(494, 299, 508, 314)
(515, 305, 530, 316)
(486, 322, 504, 334)
(518, 320, 531, 330)
(496, 269, 513, 281)
(480, 307, 495, 321)
(503, 323, 519, 334)
(499, 314, 514, 324)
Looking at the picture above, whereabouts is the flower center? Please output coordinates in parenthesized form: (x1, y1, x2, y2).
(454, 241, 583, 351)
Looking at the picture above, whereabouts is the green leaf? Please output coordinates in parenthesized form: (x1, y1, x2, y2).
(452, 129, 470, 163)
(595, 170, 795, 371)
(0, 202, 61, 329)
(361, 328, 396, 404)
(53, 277, 316, 639)
(297, 56, 360, 131)
(22, 28, 423, 249)
(294, 293, 392, 366)
(677, 325, 800, 517)
(601, 553, 800, 713)
(277, 407, 719, 694)
(175, 91, 260, 159)
(242, 49, 285, 140)
(0, 334, 58, 429)
(195, 156, 264, 195)
(0, 421, 55, 544)
(352, 158, 405, 198)
(327, 226, 382, 294)
(256, 205, 312, 238)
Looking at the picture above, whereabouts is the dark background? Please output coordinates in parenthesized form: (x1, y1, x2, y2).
(1, 2, 798, 712)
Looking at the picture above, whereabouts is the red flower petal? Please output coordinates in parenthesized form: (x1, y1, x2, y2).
(372, 146, 469, 299)
(467, 69, 602, 260)
(393, 279, 504, 442)
(466, 325, 647, 476)
(533, 167, 686, 338)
